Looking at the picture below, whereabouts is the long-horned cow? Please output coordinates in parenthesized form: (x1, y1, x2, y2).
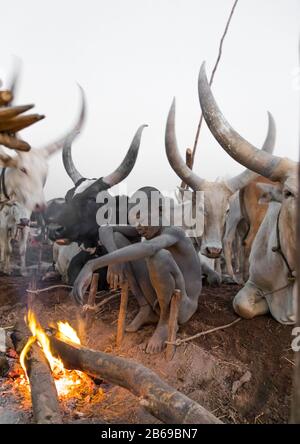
(0, 65, 85, 275)
(165, 93, 276, 261)
(198, 62, 297, 324)
(46, 124, 147, 285)
(0, 65, 86, 213)
(223, 176, 282, 283)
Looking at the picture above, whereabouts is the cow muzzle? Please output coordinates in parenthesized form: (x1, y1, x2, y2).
(202, 245, 223, 259)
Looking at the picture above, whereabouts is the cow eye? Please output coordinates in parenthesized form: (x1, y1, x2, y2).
(284, 189, 293, 198)
(20, 167, 28, 175)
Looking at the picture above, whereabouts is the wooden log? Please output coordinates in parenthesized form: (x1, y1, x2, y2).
(0, 90, 13, 106)
(116, 282, 129, 347)
(49, 335, 222, 424)
(0, 113, 44, 132)
(24, 341, 62, 424)
(0, 133, 31, 151)
(166, 289, 181, 361)
(12, 321, 62, 424)
(0, 103, 34, 119)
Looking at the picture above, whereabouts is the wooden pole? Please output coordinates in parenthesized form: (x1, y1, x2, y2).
(166, 289, 182, 361)
(49, 335, 222, 424)
(180, 148, 193, 191)
(191, 0, 239, 166)
(291, 43, 300, 423)
(116, 281, 129, 347)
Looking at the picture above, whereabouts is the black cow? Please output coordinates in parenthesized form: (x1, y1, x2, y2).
(46, 125, 146, 286)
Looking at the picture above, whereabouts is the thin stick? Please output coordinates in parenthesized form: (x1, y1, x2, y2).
(116, 282, 129, 347)
(166, 317, 241, 346)
(191, 0, 239, 165)
(27, 273, 37, 309)
(87, 273, 99, 307)
(180, 148, 193, 191)
(83, 273, 99, 328)
(166, 289, 182, 360)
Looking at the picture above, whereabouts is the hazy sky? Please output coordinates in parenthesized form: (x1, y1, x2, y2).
(0, 0, 299, 199)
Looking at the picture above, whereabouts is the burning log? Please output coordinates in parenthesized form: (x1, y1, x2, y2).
(21, 340, 62, 424)
(12, 320, 62, 424)
(49, 335, 222, 424)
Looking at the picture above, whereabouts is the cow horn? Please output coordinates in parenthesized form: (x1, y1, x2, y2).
(226, 112, 277, 192)
(41, 84, 86, 157)
(165, 99, 206, 190)
(62, 130, 83, 184)
(6, 56, 22, 102)
(102, 124, 148, 187)
(198, 62, 293, 181)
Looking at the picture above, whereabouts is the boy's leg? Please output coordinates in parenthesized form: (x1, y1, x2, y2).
(146, 249, 197, 354)
(113, 232, 158, 332)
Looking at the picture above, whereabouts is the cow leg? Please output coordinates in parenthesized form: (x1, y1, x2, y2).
(3, 237, 12, 275)
(112, 232, 158, 333)
(19, 227, 29, 276)
(0, 234, 5, 271)
(233, 282, 269, 319)
(145, 250, 198, 354)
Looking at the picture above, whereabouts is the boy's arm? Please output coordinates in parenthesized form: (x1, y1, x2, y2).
(72, 232, 178, 305)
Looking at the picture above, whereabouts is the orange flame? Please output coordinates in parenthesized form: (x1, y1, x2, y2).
(20, 310, 97, 399)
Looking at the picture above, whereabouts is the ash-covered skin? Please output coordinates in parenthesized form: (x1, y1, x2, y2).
(72, 187, 202, 354)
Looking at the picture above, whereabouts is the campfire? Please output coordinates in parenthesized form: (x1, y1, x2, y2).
(19, 310, 98, 400)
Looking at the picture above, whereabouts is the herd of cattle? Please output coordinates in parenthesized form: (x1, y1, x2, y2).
(0, 61, 297, 341)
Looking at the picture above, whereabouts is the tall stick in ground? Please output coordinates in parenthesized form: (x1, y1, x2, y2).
(191, 0, 239, 168)
(291, 41, 300, 423)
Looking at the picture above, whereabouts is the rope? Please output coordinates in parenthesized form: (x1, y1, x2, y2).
(165, 317, 242, 346)
(166, 281, 295, 347)
(26, 283, 121, 298)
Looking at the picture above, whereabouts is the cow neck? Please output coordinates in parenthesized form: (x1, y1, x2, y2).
(0, 168, 11, 203)
(272, 208, 295, 282)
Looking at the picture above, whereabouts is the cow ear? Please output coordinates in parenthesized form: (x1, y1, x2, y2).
(0, 149, 18, 168)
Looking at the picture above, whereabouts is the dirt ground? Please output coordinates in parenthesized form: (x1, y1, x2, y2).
(0, 245, 294, 424)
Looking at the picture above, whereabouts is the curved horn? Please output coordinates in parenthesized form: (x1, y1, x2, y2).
(165, 98, 206, 190)
(102, 124, 148, 187)
(198, 62, 292, 182)
(226, 111, 276, 191)
(62, 131, 83, 184)
(41, 84, 86, 157)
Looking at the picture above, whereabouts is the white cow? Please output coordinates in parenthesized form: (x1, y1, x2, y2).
(52, 242, 81, 283)
(0, 201, 30, 275)
(198, 62, 297, 324)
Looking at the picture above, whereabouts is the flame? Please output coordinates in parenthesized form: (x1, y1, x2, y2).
(19, 310, 100, 400)
(57, 321, 81, 345)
